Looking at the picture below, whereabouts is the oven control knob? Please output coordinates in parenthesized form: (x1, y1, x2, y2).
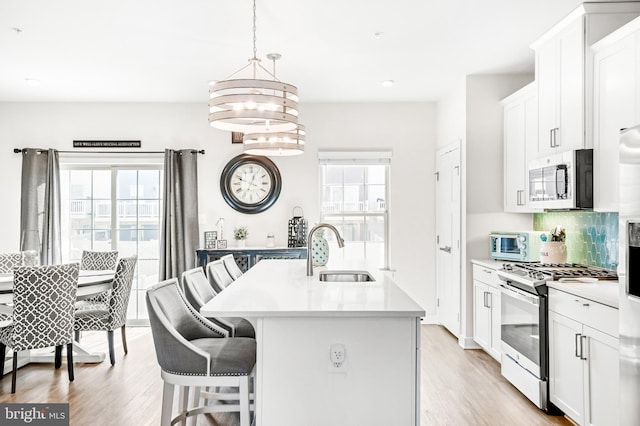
(536, 273, 545, 280)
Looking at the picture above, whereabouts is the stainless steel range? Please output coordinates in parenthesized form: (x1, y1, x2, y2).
(495, 262, 617, 411)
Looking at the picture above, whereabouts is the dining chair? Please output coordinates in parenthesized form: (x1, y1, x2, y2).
(182, 267, 255, 338)
(146, 278, 255, 426)
(221, 253, 243, 280)
(0, 252, 23, 273)
(206, 259, 234, 293)
(0, 263, 79, 393)
(80, 250, 118, 271)
(74, 255, 137, 365)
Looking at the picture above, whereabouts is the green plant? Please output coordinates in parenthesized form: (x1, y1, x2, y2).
(549, 226, 566, 242)
(233, 226, 249, 240)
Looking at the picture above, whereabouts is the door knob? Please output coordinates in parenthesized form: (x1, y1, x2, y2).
(439, 246, 452, 253)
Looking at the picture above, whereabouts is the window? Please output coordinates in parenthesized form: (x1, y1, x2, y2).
(60, 164, 163, 324)
(319, 152, 390, 269)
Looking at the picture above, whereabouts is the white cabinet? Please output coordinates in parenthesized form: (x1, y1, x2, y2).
(502, 82, 539, 213)
(548, 288, 619, 426)
(592, 18, 640, 211)
(535, 18, 584, 156)
(472, 264, 501, 361)
(531, 2, 640, 158)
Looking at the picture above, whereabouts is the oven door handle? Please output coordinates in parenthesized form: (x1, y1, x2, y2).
(499, 283, 540, 305)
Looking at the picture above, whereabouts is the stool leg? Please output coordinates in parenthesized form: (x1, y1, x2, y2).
(0, 343, 6, 377)
(239, 376, 250, 426)
(54, 345, 62, 369)
(11, 352, 18, 393)
(161, 382, 174, 426)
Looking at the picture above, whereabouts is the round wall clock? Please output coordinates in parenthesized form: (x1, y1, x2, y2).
(220, 154, 282, 214)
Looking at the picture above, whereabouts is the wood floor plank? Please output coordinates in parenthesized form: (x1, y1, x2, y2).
(0, 325, 574, 425)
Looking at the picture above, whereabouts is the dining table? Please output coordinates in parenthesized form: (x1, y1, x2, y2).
(0, 269, 116, 371)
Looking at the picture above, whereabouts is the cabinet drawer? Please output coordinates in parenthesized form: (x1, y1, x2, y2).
(472, 265, 500, 287)
(548, 288, 618, 338)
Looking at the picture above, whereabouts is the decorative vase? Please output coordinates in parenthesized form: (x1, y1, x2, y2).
(540, 241, 567, 264)
(236, 239, 246, 249)
(266, 234, 276, 248)
(311, 234, 329, 266)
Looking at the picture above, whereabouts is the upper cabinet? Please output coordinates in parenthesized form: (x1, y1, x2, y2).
(592, 17, 640, 211)
(531, 2, 640, 159)
(502, 82, 540, 213)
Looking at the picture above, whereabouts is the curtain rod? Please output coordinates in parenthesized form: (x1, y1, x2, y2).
(13, 149, 205, 155)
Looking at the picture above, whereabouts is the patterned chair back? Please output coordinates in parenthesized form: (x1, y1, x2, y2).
(12, 263, 79, 351)
(221, 254, 243, 280)
(80, 250, 118, 270)
(206, 260, 234, 294)
(0, 253, 22, 273)
(182, 267, 216, 311)
(108, 256, 137, 329)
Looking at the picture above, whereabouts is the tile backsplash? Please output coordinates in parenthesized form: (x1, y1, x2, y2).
(533, 211, 619, 270)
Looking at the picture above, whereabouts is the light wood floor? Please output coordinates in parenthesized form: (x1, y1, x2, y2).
(0, 325, 573, 425)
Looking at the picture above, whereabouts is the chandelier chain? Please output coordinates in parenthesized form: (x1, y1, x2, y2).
(252, 0, 257, 60)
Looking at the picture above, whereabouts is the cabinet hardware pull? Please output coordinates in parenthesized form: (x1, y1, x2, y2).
(483, 291, 488, 308)
(580, 335, 587, 360)
(486, 292, 491, 308)
(550, 129, 554, 148)
(517, 190, 524, 206)
(582, 303, 590, 307)
(575, 333, 582, 358)
(483, 269, 492, 274)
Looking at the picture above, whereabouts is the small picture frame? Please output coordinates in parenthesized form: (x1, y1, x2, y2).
(216, 239, 228, 249)
(231, 132, 244, 144)
(204, 231, 218, 249)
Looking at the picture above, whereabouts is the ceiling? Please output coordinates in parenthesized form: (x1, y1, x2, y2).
(0, 0, 593, 103)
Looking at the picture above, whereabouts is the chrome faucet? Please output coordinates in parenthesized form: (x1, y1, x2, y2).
(307, 223, 345, 276)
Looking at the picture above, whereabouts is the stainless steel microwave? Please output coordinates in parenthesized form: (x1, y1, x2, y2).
(528, 149, 593, 209)
(490, 231, 543, 262)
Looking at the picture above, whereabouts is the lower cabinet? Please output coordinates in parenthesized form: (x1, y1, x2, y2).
(548, 289, 619, 426)
(472, 264, 502, 362)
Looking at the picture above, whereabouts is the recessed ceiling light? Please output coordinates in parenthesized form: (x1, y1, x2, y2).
(381, 80, 394, 87)
(11, 27, 22, 35)
(374, 32, 383, 38)
(25, 78, 41, 87)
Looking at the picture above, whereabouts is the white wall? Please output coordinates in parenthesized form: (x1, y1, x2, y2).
(0, 101, 437, 313)
(436, 75, 534, 346)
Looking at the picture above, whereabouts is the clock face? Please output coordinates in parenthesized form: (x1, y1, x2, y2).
(230, 163, 272, 204)
(220, 154, 282, 214)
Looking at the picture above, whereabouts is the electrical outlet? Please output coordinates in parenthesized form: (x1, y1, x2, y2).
(329, 343, 346, 372)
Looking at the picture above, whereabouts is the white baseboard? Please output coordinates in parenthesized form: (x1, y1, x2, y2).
(421, 315, 438, 324)
(458, 336, 481, 349)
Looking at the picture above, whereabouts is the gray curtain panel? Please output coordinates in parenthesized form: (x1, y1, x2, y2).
(160, 149, 200, 280)
(19, 148, 62, 265)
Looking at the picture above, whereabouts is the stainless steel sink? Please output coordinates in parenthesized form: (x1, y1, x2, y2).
(318, 270, 376, 282)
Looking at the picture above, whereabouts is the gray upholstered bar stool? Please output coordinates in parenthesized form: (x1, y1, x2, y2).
(206, 259, 234, 293)
(146, 279, 255, 426)
(182, 267, 255, 338)
(221, 253, 243, 280)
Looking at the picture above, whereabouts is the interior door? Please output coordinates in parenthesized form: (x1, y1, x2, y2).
(435, 142, 461, 336)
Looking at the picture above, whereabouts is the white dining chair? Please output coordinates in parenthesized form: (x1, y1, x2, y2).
(221, 254, 244, 280)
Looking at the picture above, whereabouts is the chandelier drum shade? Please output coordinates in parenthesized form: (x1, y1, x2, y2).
(243, 124, 305, 156)
(208, 0, 299, 134)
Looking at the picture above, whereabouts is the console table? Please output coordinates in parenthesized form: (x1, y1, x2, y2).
(196, 247, 307, 272)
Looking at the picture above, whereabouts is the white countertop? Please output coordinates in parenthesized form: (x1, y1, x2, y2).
(200, 259, 425, 318)
(471, 258, 515, 270)
(547, 280, 619, 309)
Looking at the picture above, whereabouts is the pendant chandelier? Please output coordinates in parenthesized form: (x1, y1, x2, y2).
(243, 53, 305, 156)
(208, 0, 299, 133)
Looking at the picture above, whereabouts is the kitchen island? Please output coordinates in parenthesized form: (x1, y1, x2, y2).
(200, 259, 425, 426)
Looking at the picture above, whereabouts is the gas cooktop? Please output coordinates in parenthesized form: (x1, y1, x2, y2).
(496, 262, 618, 293)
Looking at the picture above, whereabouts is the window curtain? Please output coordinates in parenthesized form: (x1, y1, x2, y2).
(160, 149, 200, 280)
(19, 148, 62, 265)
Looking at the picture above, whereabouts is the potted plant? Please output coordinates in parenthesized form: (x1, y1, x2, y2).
(234, 226, 249, 248)
(540, 226, 567, 264)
